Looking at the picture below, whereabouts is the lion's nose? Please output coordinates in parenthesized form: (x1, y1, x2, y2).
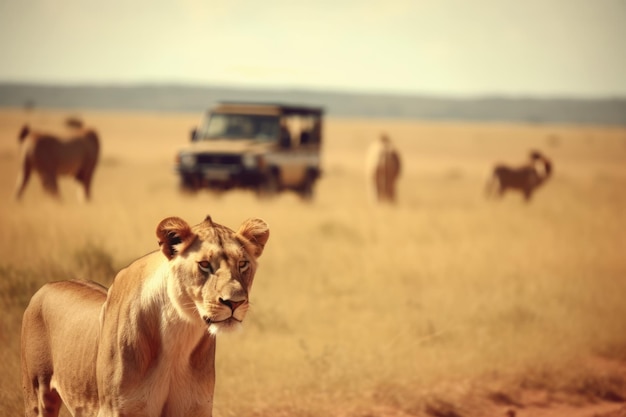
(219, 297, 245, 312)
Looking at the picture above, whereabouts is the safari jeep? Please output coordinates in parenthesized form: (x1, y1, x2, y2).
(176, 102, 323, 199)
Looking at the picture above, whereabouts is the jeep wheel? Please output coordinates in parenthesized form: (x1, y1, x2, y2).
(179, 174, 201, 193)
(298, 171, 316, 201)
(257, 171, 279, 198)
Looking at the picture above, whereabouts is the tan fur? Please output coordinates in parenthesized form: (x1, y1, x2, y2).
(15, 124, 100, 201)
(366, 133, 401, 203)
(21, 215, 270, 417)
(486, 151, 553, 201)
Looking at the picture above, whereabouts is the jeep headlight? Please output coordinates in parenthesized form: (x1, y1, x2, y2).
(179, 153, 196, 167)
(242, 153, 257, 168)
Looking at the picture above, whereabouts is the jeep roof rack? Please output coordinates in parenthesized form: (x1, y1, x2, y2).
(213, 102, 324, 117)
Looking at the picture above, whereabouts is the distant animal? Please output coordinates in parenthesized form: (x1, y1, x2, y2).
(486, 151, 553, 201)
(64, 116, 85, 130)
(15, 122, 100, 201)
(366, 133, 402, 203)
(21, 215, 270, 417)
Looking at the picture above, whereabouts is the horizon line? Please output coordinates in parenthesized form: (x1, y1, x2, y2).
(1, 80, 625, 102)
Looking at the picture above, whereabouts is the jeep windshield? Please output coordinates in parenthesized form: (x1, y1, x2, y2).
(195, 114, 279, 141)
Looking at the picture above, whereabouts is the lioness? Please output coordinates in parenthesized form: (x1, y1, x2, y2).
(21, 215, 269, 417)
(15, 123, 100, 201)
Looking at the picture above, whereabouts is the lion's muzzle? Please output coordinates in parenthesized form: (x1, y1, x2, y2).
(219, 297, 245, 312)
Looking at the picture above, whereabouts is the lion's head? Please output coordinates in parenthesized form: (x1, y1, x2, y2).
(156, 215, 270, 334)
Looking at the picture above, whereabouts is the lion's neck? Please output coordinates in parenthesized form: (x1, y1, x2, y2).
(141, 262, 210, 348)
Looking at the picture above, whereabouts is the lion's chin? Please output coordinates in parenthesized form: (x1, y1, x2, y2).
(208, 318, 242, 335)
(202, 313, 243, 335)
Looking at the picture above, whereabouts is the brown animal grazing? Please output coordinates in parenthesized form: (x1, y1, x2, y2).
(15, 123, 100, 201)
(486, 151, 553, 201)
(366, 133, 402, 203)
(21, 215, 270, 417)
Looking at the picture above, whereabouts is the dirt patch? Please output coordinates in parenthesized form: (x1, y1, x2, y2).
(326, 357, 626, 417)
(486, 357, 626, 417)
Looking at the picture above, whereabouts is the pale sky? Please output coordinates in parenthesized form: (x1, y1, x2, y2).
(1, 0, 625, 97)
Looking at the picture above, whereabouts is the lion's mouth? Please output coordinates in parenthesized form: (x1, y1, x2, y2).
(202, 315, 242, 326)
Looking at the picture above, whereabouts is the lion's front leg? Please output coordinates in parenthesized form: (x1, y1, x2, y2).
(15, 157, 32, 200)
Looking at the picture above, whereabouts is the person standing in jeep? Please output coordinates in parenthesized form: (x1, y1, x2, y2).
(176, 102, 323, 200)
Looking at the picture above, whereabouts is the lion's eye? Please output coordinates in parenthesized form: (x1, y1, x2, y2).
(239, 260, 250, 273)
(198, 261, 214, 274)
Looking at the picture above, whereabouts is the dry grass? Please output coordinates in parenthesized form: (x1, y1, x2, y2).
(1, 108, 625, 416)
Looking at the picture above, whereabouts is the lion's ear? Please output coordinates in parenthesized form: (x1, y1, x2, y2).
(156, 217, 196, 260)
(237, 218, 270, 258)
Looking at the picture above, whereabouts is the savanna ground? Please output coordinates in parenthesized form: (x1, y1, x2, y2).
(1, 108, 626, 417)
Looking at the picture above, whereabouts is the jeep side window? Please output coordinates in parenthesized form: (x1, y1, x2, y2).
(298, 116, 321, 145)
(279, 119, 291, 148)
